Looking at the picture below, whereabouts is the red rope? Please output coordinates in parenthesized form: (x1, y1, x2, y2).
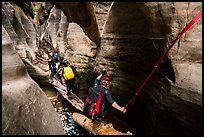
(124, 10, 202, 110)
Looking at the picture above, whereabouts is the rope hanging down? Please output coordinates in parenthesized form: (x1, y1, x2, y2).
(124, 10, 202, 110)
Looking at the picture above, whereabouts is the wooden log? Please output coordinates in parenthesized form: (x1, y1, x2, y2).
(52, 78, 84, 112)
(72, 112, 132, 135)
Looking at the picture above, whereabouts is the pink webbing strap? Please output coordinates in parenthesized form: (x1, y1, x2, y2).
(124, 10, 202, 110)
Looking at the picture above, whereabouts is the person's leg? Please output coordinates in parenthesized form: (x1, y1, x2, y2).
(49, 70, 52, 79)
(49, 66, 54, 82)
(95, 113, 105, 122)
(70, 78, 75, 94)
(52, 67, 56, 78)
(50, 65, 55, 77)
(65, 80, 72, 96)
(57, 67, 63, 83)
(49, 65, 52, 79)
(74, 78, 80, 96)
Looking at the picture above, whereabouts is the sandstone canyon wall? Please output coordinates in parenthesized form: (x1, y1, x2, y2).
(2, 2, 202, 135)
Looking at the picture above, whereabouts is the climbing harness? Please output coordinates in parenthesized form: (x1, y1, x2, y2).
(124, 10, 202, 110)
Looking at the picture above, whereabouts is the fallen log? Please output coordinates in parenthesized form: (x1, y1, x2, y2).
(51, 78, 133, 135)
(52, 78, 84, 112)
(72, 112, 132, 135)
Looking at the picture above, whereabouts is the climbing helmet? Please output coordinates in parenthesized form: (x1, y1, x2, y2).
(100, 76, 110, 88)
(54, 53, 58, 58)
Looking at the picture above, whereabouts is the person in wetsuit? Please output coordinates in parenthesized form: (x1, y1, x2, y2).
(48, 52, 59, 82)
(61, 60, 81, 97)
(84, 69, 126, 121)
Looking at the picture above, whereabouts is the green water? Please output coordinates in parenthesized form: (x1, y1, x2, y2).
(40, 85, 89, 135)
(40, 85, 58, 98)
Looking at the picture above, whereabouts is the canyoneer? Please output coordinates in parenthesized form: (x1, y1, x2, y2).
(61, 60, 82, 98)
(83, 68, 126, 122)
(48, 52, 59, 83)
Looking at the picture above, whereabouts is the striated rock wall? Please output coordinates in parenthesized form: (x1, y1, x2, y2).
(2, 3, 64, 135)
(167, 3, 202, 105)
(95, 2, 202, 135)
(2, 2, 50, 85)
(2, 26, 64, 135)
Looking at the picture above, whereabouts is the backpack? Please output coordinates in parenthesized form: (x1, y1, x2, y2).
(63, 66, 75, 80)
(84, 87, 104, 120)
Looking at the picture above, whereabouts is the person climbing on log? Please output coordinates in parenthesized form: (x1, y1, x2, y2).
(84, 68, 126, 122)
(48, 52, 59, 83)
(61, 60, 82, 98)
(55, 52, 65, 84)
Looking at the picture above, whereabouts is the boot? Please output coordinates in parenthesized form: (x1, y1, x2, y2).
(67, 91, 71, 96)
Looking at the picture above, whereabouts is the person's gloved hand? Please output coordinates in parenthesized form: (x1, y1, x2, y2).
(101, 70, 107, 76)
(121, 107, 126, 113)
